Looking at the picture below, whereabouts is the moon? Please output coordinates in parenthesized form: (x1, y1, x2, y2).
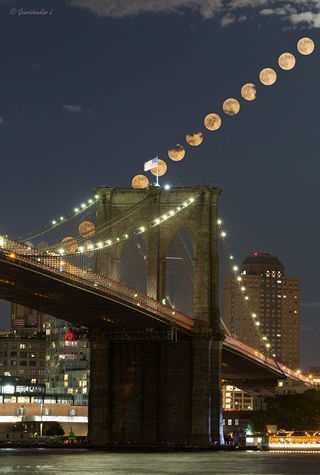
(204, 113, 222, 131)
(168, 144, 185, 161)
(186, 131, 203, 146)
(151, 159, 167, 176)
(79, 220, 95, 238)
(259, 68, 277, 86)
(278, 52, 296, 70)
(61, 236, 78, 254)
(241, 83, 256, 101)
(223, 98, 240, 116)
(297, 37, 315, 56)
(132, 175, 149, 189)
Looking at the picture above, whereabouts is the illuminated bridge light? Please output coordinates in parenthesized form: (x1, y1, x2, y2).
(124, 234, 129, 239)
(58, 249, 64, 255)
(107, 240, 112, 245)
(60, 216, 64, 221)
(74, 208, 79, 213)
(221, 231, 226, 238)
(169, 210, 175, 216)
(88, 199, 93, 204)
(97, 242, 103, 248)
(139, 226, 145, 232)
(241, 286, 246, 292)
(0, 236, 4, 248)
(252, 313, 256, 318)
(154, 218, 160, 225)
(233, 265, 238, 271)
(52, 220, 57, 225)
(237, 276, 242, 281)
(217, 219, 222, 225)
(95, 194, 99, 199)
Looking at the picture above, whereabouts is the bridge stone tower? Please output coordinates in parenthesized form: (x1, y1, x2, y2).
(88, 185, 224, 447)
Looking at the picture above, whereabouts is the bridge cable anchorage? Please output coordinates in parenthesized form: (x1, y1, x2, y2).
(19, 194, 100, 242)
(44, 194, 200, 257)
(44, 194, 154, 254)
(217, 218, 278, 363)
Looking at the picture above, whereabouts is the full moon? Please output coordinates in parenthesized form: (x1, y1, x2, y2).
(297, 37, 315, 56)
(278, 52, 296, 70)
(223, 98, 240, 116)
(132, 175, 149, 189)
(259, 68, 277, 86)
(204, 113, 222, 131)
(61, 236, 78, 254)
(241, 83, 256, 101)
(168, 144, 185, 161)
(150, 159, 167, 176)
(79, 220, 95, 238)
(185, 131, 203, 146)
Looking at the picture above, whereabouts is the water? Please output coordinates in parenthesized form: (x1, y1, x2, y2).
(0, 449, 320, 474)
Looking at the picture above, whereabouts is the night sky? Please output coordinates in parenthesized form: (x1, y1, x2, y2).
(0, 0, 319, 369)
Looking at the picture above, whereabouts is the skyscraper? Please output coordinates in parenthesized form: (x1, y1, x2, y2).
(224, 252, 300, 369)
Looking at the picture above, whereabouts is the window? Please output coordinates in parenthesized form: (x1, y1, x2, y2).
(227, 419, 232, 426)
(10, 351, 17, 357)
(19, 344, 26, 349)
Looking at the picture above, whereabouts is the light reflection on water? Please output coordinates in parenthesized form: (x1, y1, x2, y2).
(0, 449, 320, 474)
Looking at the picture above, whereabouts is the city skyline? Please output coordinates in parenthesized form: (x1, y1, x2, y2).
(0, 0, 319, 368)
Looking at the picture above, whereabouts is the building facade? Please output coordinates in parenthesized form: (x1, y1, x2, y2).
(10, 304, 46, 336)
(224, 252, 300, 369)
(0, 334, 46, 383)
(45, 317, 89, 405)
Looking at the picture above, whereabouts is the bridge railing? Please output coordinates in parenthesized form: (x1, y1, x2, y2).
(0, 237, 194, 331)
(224, 334, 309, 383)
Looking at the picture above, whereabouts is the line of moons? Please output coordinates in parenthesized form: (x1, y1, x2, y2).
(132, 36, 315, 189)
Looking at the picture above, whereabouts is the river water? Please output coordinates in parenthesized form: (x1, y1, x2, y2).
(0, 449, 319, 474)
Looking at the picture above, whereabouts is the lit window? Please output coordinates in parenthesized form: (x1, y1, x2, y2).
(227, 419, 232, 426)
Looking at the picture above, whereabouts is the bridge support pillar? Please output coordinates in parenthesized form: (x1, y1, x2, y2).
(87, 335, 223, 447)
(88, 337, 110, 445)
(191, 335, 224, 446)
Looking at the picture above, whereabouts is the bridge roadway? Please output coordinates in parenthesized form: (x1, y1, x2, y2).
(0, 238, 306, 388)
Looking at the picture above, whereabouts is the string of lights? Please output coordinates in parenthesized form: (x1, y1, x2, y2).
(44, 195, 154, 254)
(52, 195, 198, 256)
(20, 194, 100, 242)
(217, 218, 276, 359)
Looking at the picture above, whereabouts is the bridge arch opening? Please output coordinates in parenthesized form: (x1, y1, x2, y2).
(165, 228, 194, 317)
(120, 236, 147, 294)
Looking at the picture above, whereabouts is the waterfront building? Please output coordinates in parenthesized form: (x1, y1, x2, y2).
(10, 304, 46, 336)
(45, 317, 89, 405)
(224, 252, 300, 368)
(0, 334, 46, 383)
